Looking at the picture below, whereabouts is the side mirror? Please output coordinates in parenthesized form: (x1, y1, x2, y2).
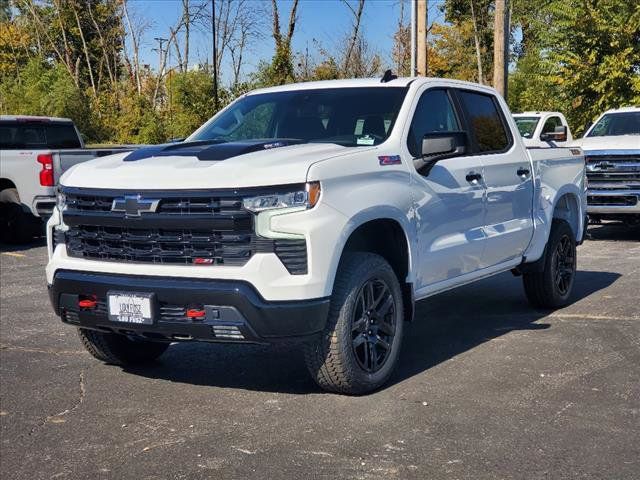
(540, 125, 567, 142)
(414, 131, 467, 175)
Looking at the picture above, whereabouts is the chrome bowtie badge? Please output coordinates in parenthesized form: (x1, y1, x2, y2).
(111, 195, 160, 217)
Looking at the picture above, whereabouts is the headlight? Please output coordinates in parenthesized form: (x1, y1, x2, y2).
(56, 188, 66, 212)
(243, 182, 321, 212)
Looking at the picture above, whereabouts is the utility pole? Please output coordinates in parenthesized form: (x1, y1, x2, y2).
(211, 0, 218, 110)
(153, 37, 168, 77)
(416, 0, 427, 76)
(493, 0, 508, 97)
(410, 0, 416, 76)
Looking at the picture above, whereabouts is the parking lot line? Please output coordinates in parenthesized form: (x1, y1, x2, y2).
(1, 252, 26, 258)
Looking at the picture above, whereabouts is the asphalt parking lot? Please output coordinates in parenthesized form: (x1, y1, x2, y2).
(1, 224, 638, 480)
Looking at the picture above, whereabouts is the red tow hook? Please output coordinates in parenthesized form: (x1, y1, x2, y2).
(78, 296, 97, 309)
(186, 308, 206, 319)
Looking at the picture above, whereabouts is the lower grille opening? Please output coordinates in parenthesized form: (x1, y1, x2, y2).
(212, 325, 244, 340)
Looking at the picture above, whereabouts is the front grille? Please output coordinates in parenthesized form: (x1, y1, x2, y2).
(587, 195, 638, 207)
(586, 154, 640, 189)
(62, 188, 308, 274)
(66, 226, 254, 266)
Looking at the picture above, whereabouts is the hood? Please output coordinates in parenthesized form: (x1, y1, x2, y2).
(572, 135, 640, 153)
(61, 141, 366, 189)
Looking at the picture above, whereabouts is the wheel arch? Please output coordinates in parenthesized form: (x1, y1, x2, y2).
(0, 178, 18, 195)
(330, 210, 416, 322)
(552, 192, 582, 241)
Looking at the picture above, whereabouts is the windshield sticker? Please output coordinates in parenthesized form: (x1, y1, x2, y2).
(357, 135, 375, 146)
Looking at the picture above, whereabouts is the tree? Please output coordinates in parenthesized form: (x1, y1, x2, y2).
(508, 0, 640, 135)
(267, 0, 299, 85)
(493, 0, 507, 96)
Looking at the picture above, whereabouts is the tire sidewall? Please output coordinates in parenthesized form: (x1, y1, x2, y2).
(335, 255, 404, 390)
(545, 220, 577, 305)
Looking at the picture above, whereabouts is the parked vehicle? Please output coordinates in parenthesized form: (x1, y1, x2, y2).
(46, 77, 587, 394)
(0, 116, 134, 243)
(571, 107, 640, 225)
(513, 111, 573, 147)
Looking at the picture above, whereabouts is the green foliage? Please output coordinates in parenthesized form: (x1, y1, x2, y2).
(0, 57, 96, 136)
(507, 0, 640, 136)
(165, 70, 216, 139)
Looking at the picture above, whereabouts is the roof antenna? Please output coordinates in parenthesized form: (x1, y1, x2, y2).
(380, 69, 397, 83)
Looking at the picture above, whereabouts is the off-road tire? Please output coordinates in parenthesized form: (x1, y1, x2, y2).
(523, 219, 577, 309)
(304, 252, 404, 395)
(0, 188, 40, 244)
(78, 328, 169, 365)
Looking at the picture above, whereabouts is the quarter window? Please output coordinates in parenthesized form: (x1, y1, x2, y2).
(407, 89, 459, 157)
(457, 91, 510, 152)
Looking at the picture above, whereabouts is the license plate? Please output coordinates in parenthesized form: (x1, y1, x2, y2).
(107, 292, 154, 324)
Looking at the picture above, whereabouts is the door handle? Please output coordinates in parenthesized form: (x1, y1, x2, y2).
(517, 167, 530, 177)
(466, 172, 482, 183)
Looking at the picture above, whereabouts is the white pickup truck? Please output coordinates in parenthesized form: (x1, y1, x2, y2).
(46, 77, 587, 394)
(513, 111, 573, 148)
(0, 116, 134, 243)
(572, 107, 640, 225)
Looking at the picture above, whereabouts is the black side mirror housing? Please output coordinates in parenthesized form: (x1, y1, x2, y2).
(414, 131, 467, 175)
(540, 125, 567, 142)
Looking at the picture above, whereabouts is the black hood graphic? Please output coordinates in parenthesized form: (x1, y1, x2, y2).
(123, 139, 306, 162)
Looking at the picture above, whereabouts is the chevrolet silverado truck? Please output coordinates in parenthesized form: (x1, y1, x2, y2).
(0, 116, 134, 243)
(46, 77, 587, 394)
(573, 107, 640, 225)
(513, 111, 573, 148)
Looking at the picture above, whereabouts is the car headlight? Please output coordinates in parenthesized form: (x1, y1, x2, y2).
(243, 182, 321, 212)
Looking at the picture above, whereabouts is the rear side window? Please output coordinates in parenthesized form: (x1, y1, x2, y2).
(407, 89, 460, 157)
(0, 121, 81, 149)
(457, 91, 510, 152)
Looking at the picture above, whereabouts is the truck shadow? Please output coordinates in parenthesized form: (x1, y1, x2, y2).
(586, 222, 640, 242)
(0, 238, 46, 252)
(124, 268, 621, 395)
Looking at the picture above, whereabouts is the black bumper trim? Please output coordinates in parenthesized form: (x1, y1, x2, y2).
(48, 270, 329, 343)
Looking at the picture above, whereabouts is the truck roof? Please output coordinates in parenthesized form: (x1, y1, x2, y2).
(601, 106, 640, 114)
(513, 111, 563, 117)
(248, 76, 499, 96)
(0, 115, 73, 123)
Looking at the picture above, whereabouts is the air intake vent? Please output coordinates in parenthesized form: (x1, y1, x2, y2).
(274, 239, 308, 275)
(212, 325, 244, 340)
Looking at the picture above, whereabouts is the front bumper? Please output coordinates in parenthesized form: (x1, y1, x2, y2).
(587, 189, 640, 214)
(49, 270, 330, 344)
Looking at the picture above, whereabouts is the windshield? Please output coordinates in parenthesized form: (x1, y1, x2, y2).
(513, 116, 539, 138)
(587, 112, 640, 137)
(189, 87, 407, 147)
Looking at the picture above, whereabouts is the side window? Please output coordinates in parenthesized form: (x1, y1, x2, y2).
(407, 89, 459, 157)
(457, 91, 510, 153)
(542, 116, 562, 134)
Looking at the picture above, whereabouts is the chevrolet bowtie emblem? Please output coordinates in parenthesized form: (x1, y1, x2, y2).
(111, 195, 160, 217)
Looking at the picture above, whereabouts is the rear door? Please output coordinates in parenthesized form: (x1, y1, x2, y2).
(454, 90, 534, 268)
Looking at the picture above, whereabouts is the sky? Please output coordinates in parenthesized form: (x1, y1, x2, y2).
(128, 0, 445, 83)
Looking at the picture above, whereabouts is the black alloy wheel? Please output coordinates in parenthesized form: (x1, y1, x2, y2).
(351, 278, 397, 373)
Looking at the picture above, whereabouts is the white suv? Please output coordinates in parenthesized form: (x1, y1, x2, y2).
(47, 76, 586, 394)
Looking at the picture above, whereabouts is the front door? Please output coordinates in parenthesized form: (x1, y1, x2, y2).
(408, 88, 486, 290)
